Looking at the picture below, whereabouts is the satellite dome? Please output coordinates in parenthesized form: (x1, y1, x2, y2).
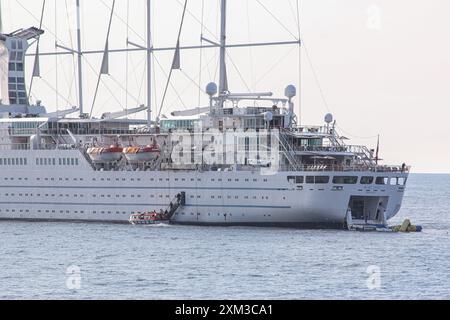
(325, 113, 333, 124)
(206, 82, 218, 97)
(285, 85, 297, 99)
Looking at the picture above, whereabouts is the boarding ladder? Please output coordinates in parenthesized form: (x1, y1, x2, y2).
(277, 132, 301, 170)
(164, 192, 186, 220)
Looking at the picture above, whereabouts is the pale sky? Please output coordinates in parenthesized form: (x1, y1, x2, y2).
(2, 0, 450, 173)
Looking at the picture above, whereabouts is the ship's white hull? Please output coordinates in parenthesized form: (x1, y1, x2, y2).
(0, 151, 408, 229)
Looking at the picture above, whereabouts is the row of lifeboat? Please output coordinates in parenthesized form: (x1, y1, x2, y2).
(87, 144, 160, 163)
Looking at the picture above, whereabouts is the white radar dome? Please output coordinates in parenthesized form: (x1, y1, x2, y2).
(285, 85, 297, 99)
(325, 113, 334, 124)
(206, 82, 218, 97)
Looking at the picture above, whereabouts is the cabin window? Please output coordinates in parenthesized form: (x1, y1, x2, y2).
(306, 176, 330, 184)
(315, 176, 330, 184)
(375, 177, 389, 185)
(295, 176, 304, 184)
(333, 176, 358, 184)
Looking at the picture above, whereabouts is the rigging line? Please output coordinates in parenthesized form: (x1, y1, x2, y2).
(302, 38, 332, 113)
(64, 0, 78, 108)
(205, 51, 217, 86)
(28, 0, 46, 102)
(168, 70, 205, 108)
(74, 36, 145, 108)
(287, 0, 299, 30)
(296, 0, 302, 125)
(26, 52, 74, 104)
(55, 0, 59, 113)
(181, 70, 205, 97)
(99, 0, 146, 45)
(226, 52, 252, 93)
(152, 52, 158, 113)
(253, 46, 297, 87)
(97, 90, 117, 115)
(90, 0, 116, 119)
(125, 0, 130, 117)
(246, 0, 255, 91)
(151, 1, 158, 118)
(335, 125, 379, 140)
(15, 0, 69, 50)
(174, 0, 218, 43)
(255, 0, 299, 40)
(137, 57, 147, 108)
(167, 52, 218, 107)
(157, 0, 189, 120)
(197, 0, 205, 106)
(38, 77, 74, 106)
(129, 54, 146, 100)
(39, 49, 76, 108)
(152, 53, 186, 112)
(82, 56, 139, 113)
(57, 53, 77, 108)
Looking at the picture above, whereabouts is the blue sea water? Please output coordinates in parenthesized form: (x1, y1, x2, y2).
(0, 174, 449, 300)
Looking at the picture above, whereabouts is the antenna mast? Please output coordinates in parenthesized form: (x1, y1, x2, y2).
(0, 0, 3, 33)
(218, 0, 228, 103)
(146, 0, 152, 128)
(76, 0, 84, 117)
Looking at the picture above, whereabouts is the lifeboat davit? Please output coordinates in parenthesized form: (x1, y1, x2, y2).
(123, 144, 160, 163)
(87, 145, 123, 163)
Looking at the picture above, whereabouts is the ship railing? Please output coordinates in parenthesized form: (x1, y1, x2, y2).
(292, 145, 349, 153)
(287, 144, 375, 157)
(290, 125, 330, 135)
(277, 133, 302, 170)
(277, 164, 411, 173)
(0, 143, 58, 150)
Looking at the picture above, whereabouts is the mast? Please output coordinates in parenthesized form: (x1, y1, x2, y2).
(146, 0, 152, 127)
(218, 0, 228, 100)
(76, 0, 84, 117)
(0, 0, 3, 33)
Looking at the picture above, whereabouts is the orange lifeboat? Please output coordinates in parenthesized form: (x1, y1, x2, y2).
(87, 145, 123, 163)
(123, 144, 160, 163)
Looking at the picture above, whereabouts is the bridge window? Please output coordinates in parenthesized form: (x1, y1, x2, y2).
(306, 176, 330, 184)
(361, 176, 374, 184)
(375, 177, 389, 185)
(333, 176, 358, 184)
(288, 176, 304, 184)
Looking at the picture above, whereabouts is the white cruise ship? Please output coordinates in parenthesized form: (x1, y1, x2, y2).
(0, 1, 409, 228)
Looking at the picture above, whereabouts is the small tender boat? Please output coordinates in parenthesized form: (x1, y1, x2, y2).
(87, 146, 123, 163)
(129, 211, 170, 225)
(123, 144, 160, 163)
(348, 219, 422, 233)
